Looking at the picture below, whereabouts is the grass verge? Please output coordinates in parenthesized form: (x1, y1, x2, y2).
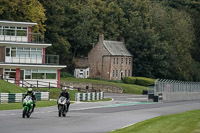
(0, 100, 57, 111)
(109, 110, 200, 133)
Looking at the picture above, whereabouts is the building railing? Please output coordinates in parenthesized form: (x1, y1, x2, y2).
(153, 79, 200, 93)
(5, 54, 59, 65)
(0, 32, 44, 43)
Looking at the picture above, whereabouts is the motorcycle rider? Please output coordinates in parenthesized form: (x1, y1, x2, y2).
(24, 88, 36, 112)
(58, 87, 70, 112)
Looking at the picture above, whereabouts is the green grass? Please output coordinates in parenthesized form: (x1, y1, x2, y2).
(33, 88, 77, 101)
(61, 77, 147, 94)
(109, 110, 200, 133)
(0, 80, 27, 93)
(0, 100, 57, 110)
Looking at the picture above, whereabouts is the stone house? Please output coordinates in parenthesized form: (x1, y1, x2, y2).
(88, 34, 132, 80)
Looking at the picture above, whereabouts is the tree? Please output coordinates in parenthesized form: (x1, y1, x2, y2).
(0, 0, 46, 33)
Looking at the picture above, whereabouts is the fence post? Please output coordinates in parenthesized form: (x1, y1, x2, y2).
(49, 82, 50, 90)
(37, 80, 38, 88)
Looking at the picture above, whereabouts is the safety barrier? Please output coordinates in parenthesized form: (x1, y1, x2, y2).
(75, 92, 104, 101)
(0, 92, 49, 103)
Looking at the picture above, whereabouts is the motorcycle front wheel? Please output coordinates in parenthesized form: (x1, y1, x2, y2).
(22, 107, 27, 118)
(58, 105, 63, 117)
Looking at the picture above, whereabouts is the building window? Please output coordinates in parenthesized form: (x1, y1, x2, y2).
(113, 70, 115, 77)
(129, 57, 131, 65)
(125, 70, 127, 76)
(121, 57, 123, 64)
(128, 70, 130, 76)
(126, 58, 128, 65)
(113, 57, 115, 64)
(6, 48, 10, 56)
(87, 71, 89, 76)
(25, 69, 57, 80)
(116, 70, 118, 77)
(11, 48, 16, 57)
(117, 57, 118, 64)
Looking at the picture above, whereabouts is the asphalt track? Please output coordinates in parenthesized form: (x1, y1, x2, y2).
(0, 93, 200, 133)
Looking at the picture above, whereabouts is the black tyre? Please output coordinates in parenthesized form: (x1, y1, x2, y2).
(22, 107, 27, 118)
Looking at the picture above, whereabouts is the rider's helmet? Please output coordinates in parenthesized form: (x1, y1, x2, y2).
(27, 88, 33, 95)
(62, 87, 67, 92)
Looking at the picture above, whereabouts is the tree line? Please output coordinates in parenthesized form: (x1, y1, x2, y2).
(1, 0, 200, 81)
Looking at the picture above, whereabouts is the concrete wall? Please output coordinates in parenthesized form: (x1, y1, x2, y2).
(62, 81, 123, 93)
(162, 92, 200, 102)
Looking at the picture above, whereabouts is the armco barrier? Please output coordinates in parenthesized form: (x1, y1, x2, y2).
(76, 92, 104, 101)
(0, 92, 49, 103)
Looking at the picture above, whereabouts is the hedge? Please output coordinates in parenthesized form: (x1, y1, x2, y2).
(123, 77, 155, 86)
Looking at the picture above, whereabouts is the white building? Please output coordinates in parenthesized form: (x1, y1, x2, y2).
(0, 20, 66, 88)
(74, 68, 89, 78)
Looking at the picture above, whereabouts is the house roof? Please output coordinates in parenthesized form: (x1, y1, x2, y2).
(103, 40, 132, 56)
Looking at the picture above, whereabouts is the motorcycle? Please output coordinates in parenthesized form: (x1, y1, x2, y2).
(22, 95, 33, 118)
(57, 96, 67, 117)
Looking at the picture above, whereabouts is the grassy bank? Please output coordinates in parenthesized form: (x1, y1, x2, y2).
(109, 110, 200, 133)
(61, 77, 147, 94)
(0, 80, 27, 93)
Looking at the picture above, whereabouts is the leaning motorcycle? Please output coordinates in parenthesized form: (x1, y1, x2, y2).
(57, 96, 67, 117)
(22, 95, 33, 118)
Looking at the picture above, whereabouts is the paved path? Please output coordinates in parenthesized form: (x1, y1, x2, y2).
(0, 93, 200, 133)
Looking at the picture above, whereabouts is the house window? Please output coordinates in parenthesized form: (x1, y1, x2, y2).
(121, 57, 123, 64)
(125, 70, 127, 76)
(117, 57, 118, 64)
(129, 57, 131, 65)
(113, 57, 115, 64)
(87, 71, 89, 76)
(116, 70, 118, 77)
(128, 70, 130, 76)
(113, 70, 115, 77)
(126, 58, 128, 65)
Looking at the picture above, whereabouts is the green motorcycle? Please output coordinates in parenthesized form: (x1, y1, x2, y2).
(22, 95, 33, 118)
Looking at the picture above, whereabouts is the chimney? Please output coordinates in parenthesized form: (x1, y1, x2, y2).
(120, 37, 125, 43)
(99, 34, 104, 43)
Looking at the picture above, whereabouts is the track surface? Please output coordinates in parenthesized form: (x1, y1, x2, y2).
(0, 93, 200, 133)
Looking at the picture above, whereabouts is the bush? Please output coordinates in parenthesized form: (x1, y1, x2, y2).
(60, 72, 74, 78)
(123, 77, 136, 84)
(135, 77, 155, 86)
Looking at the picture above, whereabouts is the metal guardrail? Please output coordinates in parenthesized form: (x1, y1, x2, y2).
(153, 79, 200, 93)
(5, 54, 59, 65)
(0, 32, 44, 43)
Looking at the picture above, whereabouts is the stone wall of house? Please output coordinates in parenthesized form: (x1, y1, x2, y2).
(0, 46, 5, 62)
(88, 35, 110, 79)
(62, 81, 123, 93)
(102, 56, 111, 80)
(110, 56, 133, 80)
(74, 57, 88, 68)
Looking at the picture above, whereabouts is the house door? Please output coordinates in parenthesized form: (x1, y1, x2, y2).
(121, 71, 123, 80)
(5, 47, 12, 62)
(20, 70, 24, 80)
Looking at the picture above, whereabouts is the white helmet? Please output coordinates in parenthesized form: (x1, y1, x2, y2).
(62, 87, 67, 91)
